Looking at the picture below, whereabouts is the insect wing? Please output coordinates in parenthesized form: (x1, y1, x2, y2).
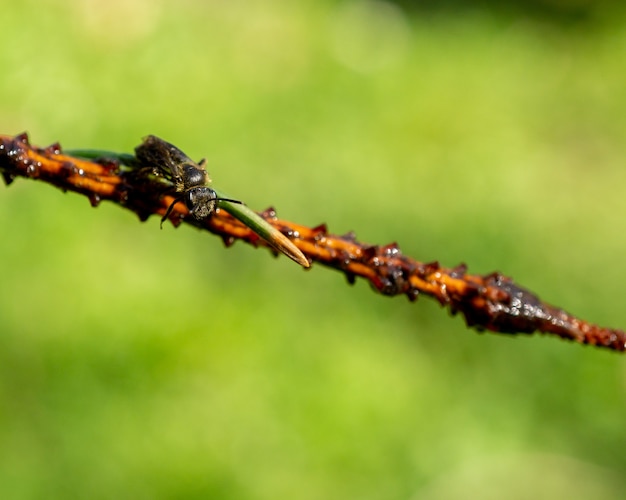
(135, 135, 191, 186)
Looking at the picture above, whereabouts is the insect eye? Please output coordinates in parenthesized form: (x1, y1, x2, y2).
(185, 188, 200, 209)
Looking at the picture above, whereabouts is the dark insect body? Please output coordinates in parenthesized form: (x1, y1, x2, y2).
(135, 135, 242, 227)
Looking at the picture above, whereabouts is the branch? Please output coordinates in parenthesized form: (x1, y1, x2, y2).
(1, 132, 624, 352)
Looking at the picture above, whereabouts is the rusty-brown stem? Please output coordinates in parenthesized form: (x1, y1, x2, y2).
(1, 133, 624, 352)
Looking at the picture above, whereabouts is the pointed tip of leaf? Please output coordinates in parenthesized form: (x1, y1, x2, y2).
(278, 240, 310, 268)
(218, 197, 310, 268)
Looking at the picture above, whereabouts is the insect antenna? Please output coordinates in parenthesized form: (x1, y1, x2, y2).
(215, 197, 243, 205)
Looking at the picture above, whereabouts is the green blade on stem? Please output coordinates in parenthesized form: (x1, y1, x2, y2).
(67, 149, 136, 165)
(214, 190, 309, 268)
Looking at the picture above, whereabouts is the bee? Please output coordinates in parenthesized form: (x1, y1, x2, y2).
(135, 135, 242, 227)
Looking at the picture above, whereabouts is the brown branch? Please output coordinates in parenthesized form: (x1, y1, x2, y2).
(1, 132, 624, 352)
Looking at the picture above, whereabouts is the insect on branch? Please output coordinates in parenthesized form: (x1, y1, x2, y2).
(1, 132, 625, 352)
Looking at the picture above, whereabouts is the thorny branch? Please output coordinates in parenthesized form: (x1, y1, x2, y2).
(1, 132, 625, 352)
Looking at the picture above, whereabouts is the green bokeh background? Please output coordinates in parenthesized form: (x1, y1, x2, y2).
(1, 1, 625, 498)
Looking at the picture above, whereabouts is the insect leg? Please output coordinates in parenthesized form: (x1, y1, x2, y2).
(161, 195, 184, 229)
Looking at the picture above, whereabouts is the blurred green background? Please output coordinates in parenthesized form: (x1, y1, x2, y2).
(1, 0, 626, 498)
